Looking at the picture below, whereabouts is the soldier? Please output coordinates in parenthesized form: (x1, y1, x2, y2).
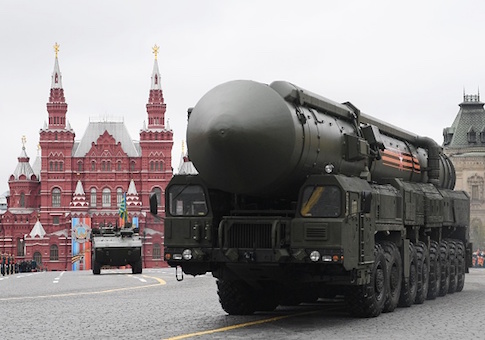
(6, 254, 10, 275)
(1, 253, 5, 276)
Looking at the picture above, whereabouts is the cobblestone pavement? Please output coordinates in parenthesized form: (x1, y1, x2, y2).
(1, 268, 484, 340)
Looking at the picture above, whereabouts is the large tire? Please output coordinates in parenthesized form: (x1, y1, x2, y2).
(455, 240, 466, 292)
(217, 280, 257, 315)
(438, 240, 450, 297)
(382, 241, 402, 313)
(415, 241, 430, 304)
(399, 242, 418, 307)
(427, 240, 441, 300)
(93, 260, 101, 275)
(446, 239, 458, 294)
(346, 244, 387, 318)
(132, 258, 143, 274)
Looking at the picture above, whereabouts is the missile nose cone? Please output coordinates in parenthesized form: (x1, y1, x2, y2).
(187, 80, 300, 195)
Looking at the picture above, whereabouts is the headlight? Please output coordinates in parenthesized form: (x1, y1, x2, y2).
(182, 249, 193, 260)
(309, 250, 321, 262)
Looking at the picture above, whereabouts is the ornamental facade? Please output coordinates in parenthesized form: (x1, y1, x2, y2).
(443, 93, 485, 250)
(0, 44, 173, 270)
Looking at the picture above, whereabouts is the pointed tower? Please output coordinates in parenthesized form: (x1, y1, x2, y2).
(39, 43, 76, 225)
(146, 44, 166, 129)
(139, 45, 173, 212)
(47, 42, 68, 129)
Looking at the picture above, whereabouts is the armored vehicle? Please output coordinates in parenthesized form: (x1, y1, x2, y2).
(157, 80, 471, 317)
(91, 222, 142, 275)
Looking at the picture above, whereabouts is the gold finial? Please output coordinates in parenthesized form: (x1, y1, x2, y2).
(152, 44, 160, 60)
(54, 42, 60, 58)
(22, 135, 26, 149)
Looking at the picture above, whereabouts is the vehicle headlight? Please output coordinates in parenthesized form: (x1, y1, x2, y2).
(182, 249, 193, 260)
(309, 250, 321, 262)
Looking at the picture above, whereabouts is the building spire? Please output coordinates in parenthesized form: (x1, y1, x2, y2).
(146, 44, 166, 129)
(47, 42, 68, 129)
(51, 42, 63, 89)
(152, 44, 160, 61)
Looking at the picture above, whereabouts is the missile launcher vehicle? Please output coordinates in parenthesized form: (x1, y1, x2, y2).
(91, 222, 143, 275)
(155, 80, 471, 317)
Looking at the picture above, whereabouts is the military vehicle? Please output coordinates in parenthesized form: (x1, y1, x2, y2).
(157, 80, 471, 317)
(91, 222, 143, 275)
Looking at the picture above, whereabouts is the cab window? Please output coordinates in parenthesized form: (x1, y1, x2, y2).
(300, 185, 341, 217)
(168, 185, 208, 216)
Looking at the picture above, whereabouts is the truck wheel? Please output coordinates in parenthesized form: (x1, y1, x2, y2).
(427, 240, 441, 300)
(382, 241, 402, 313)
(346, 243, 387, 318)
(132, 259, 143, 274)
(445, 239, 457, 294)
(455, 240, 466, 292)
(398, 242, 418, 307)
(438, 240, 450, 297)
(415, 241, 430, 304)
(217, 279, 257, 315)
(93, 261, 101, 275)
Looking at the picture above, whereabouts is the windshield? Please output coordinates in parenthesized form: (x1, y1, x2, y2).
(300, 185, 341, 217)
(168, 184, 208, 216)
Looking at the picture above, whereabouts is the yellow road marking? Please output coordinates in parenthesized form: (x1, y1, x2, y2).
(0, 274, 166, 301)
(164, 310, 320, 340)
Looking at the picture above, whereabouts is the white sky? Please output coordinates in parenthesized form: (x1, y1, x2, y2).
(1, 1, 484, 195)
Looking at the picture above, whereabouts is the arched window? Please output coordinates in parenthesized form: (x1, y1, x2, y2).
(90, 188, 97, 207)
(52, 188, 61, 207)
(33, 251, 42, 266)
(153, 243, 161, 259)
(17, 238, 24, 257)
(49, 161, 53, 171)
(117, 188, 123, 207)
(20, 192, 25, 207)
(78, 161, 83, 172)
(130, 161, 135, 171)
(152, 187, 162, 207)
(50, 244, 59, 261)
(91, 161, 96, 171)
(117, 161, 122, 171)
(102, 188, 111, 207)
(59, 162, 63, 171)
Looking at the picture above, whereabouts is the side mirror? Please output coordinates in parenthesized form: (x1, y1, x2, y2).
(149, 193, 158, 215)
(361, 191, 372, 214)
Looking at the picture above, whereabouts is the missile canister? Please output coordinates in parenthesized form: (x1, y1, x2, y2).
(187, 80, 455, 196)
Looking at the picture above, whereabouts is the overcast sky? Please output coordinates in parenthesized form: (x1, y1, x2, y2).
(1, 1, 484, 195)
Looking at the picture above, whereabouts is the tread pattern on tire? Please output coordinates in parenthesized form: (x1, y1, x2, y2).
(399, 242, 418, 307)
(415, 241, 429, 304)
(438, 240, 450, 297)
(382, 241, 402, 313)
(427, 240, 441, 300)
(455, 240, 466, 292)
(445, 239, 457, 294)
(217, 279, 257, 315)
(346, 243, 387, 318)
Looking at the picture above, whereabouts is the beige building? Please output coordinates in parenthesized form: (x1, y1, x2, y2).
(443, 93, 485, 250)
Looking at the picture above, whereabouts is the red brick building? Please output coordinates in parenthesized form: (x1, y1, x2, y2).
(0, 45, 173, 271)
